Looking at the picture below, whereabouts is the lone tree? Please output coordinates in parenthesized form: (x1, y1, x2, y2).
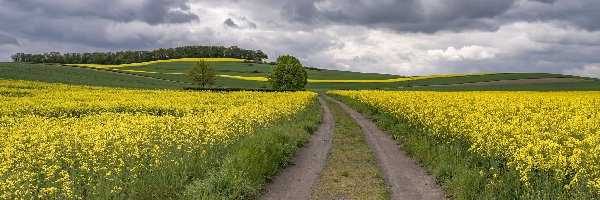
(188, 60, 217, 87)
(268, 55, 308, 90)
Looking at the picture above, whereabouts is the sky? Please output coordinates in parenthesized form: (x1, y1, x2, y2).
(1, 0, 600, 77)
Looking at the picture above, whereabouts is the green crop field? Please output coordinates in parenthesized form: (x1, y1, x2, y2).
(400, 81, 600, 91)
(117, 61, 402, 80)
(0, 62, 187, 89)
(2, 61, 599, 91)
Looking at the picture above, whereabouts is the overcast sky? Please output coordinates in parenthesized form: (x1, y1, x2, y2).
(1, 0, 600, 77)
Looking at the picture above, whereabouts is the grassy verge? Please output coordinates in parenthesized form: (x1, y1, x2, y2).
(181, 98, 323, 199)
(311, 98, 389, 199)
(328, 94, 598, 200)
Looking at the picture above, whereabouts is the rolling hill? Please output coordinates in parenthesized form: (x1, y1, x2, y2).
(1, 60, 598, 91)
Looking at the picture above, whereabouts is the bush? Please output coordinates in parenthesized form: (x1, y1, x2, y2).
(268, 55, 308, 90)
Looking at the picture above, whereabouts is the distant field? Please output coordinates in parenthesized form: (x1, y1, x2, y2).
(0, 62, 186, 89)
(401, 81, 600, 91)
(2, 62, 598, 91)
(114, 61, 403, 80)
(405, 73, 578, 86)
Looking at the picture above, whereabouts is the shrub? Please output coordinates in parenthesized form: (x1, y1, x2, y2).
(268, 55, 308, 90)
(188, 61, 217, 87)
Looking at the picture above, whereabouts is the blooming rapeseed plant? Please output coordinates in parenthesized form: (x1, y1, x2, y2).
(329, 90, 600, 193)
(0, 79, 316, 199)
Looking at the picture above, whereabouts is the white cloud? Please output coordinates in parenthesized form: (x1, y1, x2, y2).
(563, 63, 600, 78)
(427, 45, 498, 61)
(2, 0, 600, 77)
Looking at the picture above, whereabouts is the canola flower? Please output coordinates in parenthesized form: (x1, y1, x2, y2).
(329, 90, 600, 192)
(0, 79, 316, 199)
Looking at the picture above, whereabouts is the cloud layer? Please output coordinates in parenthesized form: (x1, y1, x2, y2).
(1, 0, 600, 77)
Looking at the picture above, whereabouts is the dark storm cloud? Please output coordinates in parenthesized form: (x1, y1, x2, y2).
(0, 33, 19, 46)
(278, 0, 598, 33)
(282, 1, 320, 22)
(0, 0, 599, 78)
(530, 0, 558, 4)
(281, 0, 516, 33)
(1, 0, 198, 24)
(504, 0, 600, 31)
(224, 18, 238, 28)
(0, 0, 200, 50)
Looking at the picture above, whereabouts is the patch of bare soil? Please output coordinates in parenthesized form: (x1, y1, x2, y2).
(329, 97, 447, 200)
(259, 97, 334, 200)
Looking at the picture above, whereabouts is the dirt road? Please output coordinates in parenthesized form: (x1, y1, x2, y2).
(260, 96, 446, 200)
(259, 97, 334, 200)
(329, 97, 447, 200)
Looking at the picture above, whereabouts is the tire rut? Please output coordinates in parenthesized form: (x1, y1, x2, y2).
(259, 97, 334, 200)
(327, 96, 447, 200)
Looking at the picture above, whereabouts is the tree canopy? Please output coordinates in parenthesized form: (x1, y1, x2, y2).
(11, 46, 268, 64)
(188, 61, 217, 88)
(268, 55, 308, 90)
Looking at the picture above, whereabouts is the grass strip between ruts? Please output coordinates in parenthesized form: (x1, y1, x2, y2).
(328, 94, 599, 200)
(311, 98, 389, 199)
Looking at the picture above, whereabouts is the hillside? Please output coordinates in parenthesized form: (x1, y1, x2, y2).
(0, 62, 186, 89)
(1, 61, 598, 91)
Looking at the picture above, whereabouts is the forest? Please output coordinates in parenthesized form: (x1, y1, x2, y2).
(10, 46, 268, 64)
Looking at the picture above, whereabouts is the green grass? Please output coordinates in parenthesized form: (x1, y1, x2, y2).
(328, 94, 599, 200)
(311, 98, 389, 200)
(399, 81, 600, 91)
(406, 73, 576, 86)
(181, 98, 322, 199)
(3, 62, 599, 91)
(115, 62, 405, 89)
(118, 62, 401, 80)
(0, 62, 186, 89)
(117, 62, 598, 90)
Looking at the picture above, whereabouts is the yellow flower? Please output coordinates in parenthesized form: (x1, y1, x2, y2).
(0, 79, 316, 198)
(329, 90, 600, 192)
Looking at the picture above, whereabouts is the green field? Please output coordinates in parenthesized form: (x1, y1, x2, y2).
(0, 62, 187, 89)
(2, 62, 599, 91)
(401, 81, 600, 91)
(118, 61, 402, 80)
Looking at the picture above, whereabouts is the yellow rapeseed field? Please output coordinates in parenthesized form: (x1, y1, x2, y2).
(0, 79, 316, 199)
(329, 90, 600, 192)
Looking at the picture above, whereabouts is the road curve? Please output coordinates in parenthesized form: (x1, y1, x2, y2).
(258, 97, 334, 200)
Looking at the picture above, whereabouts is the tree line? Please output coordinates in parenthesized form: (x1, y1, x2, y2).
(10, 46, 268, 64)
